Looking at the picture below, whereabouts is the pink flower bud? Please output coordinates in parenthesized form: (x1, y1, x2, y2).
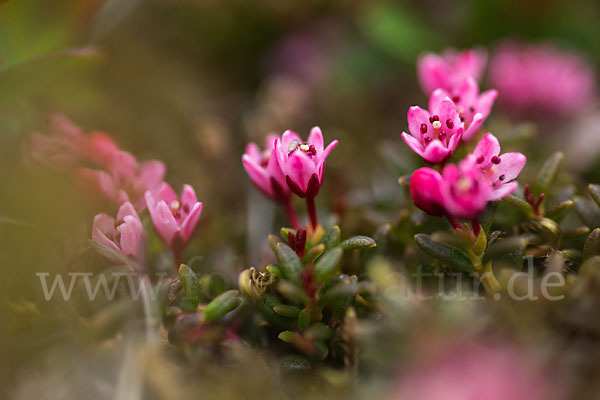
(274, 127, 338, 198)
(401, 97, 464, 164)
(417, 47, 487, 95)
(242, 134, 291, 203)
(410, 167, 446, 217)
(92, 201, 146, 264)
(145, 183, 203, 251)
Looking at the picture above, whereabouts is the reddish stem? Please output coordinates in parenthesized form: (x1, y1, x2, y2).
(445, 215, 461, 230)
(284, 200, 300, 230)
(471, 218, 481, 237)
(306, 196, 318, 230)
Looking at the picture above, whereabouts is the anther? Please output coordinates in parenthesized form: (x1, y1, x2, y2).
(432, 121, 442, 130)
(446, 119, 454, 129)
(424, 137, 432, 143)
(476, 156, 484, 164)
(491, 156, 501, 164)
(499, 175, 505, 181)
(420, 123, 428, 134)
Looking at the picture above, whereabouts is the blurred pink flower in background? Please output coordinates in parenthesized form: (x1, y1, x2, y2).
(390, 343, 553, 400)
(92, 201, 146, 264)
(274, 127, 338, 198)
(470, 133, 526, 200)
(242, 134, 291, 203)
(145, 183, 203, 253)
(430, 78, 498, 142)
(27, 114, 85, 170)
(489, 41, 596, 118)
(418, 48, 488, 95)
(401, 97, 464, 164)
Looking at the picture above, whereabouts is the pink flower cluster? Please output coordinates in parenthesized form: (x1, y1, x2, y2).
(27, 115, 203, 268)
(489, 41, 596, 118)
(408, 48, 525, 222)
(242, 127, 338, 229)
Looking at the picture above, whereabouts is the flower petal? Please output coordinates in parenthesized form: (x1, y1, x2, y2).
(462, 113, 484, 142)
(497, 152, 527, 182)
(407, 106, 431, 139)
(489, 181, 518, 201)
(308, 126, 324, 153)
(423, 140, 450, 164)
(117, 201, 139, 222)
(472, 133, 501, 166)
(401, 132, 425, 158)
(180, 202, 203, 244)
(148, 197, 179, 245)
(242, 154, 272, 197)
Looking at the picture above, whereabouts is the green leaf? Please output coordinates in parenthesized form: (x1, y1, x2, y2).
(202, 290, 241, 323)
(414, 234, 473, 272)
(268, 234, 280, 253)
(275, 243, 303, 284)
(321, 225, 341, 249)
(339, 236, 377, 251)
(305, 323, 333, 341)
(314, 247, 343, 283)
(297, 308, 311, 331)
(178, 264, 202, 304)
(574, 196, 600, 228)
(280, 227, 295, 242)
(532, 152, 563, 196)
(545, 199, 574, 220)
(589, 184, 600, 208)
(302, 244, 325, 264)
(273, 304, 301, 318)
(483, 237, 528, 266)
(278, 331, 295, 343)
(584, 228, 600, 260)
(266, 264, 283, 278)
(503, 195, 534, 217)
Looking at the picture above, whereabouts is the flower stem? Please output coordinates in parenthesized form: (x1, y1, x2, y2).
(284, 200, 300, 230)
(470, 218, 481, 237)
(306, 196, 318, 230)
(445, 215, 461, 230)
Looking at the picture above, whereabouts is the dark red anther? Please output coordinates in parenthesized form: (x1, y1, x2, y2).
(439, 131, 446, 140)
(183, 204, 190, 213)
(476, 156, 484, 164)
(460, 117, 465, 122)
(420, 123, 428, 134)
(308, 145, 317, 156)
(499, 175, 505, 181)
(451, 96, 460, 103)
(469, 106, 475, 112)
(491, 156, 501, 164)
(424, 136, 432, 143)
(446, 119, 454, 129)
(431, 115, 439, 122)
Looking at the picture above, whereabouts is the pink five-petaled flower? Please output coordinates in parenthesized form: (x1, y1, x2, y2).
(429, 77, 498, 142)
(417, 47, 487, 95)
(92, 201, 146, 265)
(401, 97, 464, 164)
(274, 127, 338, 198)
(440, 157, 491, 219)
(145, 183, 203, 253)
(242, 134, 291, 203)
(470, 133, 526, 200)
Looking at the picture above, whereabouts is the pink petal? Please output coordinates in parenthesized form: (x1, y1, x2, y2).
(401, 132, 425, 158)
(180, 202, 203, 243)
(119, 215, 145, 259)
(242, 154, 272, 196)
(180, 184, 198, 208)
(265, 147, 288, 191)
(265, 134, 278, 151)
(489, 181, 518, 201)
(472, 133, 501, 166)
(92, 213, 120, 252)
(407, 106, 431, 139)
(154, 182, 178, 205)
(139, 160, 166, 191)
(316, 139, 338, 182)
(152, 200, 180, 245)
(281, 130, 303, 152)
(117, 201, 139, 222)
(423, 140, 450, 164)
(462, 113, 484, 142)
(428, 89, 449, 113)
(308, 126, 324, 153)
(85, 132, 121, 168)
(285, 152, 316, 194)
(447, 131, 463, 153)
(477, 89, 498, 118)
(455, 77, 479, 106)
(417, 54, 448, 94)
(497, 152, 527, 182)
(245, 142, 263, 161)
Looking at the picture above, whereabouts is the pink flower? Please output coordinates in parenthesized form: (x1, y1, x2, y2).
(401, 97, 464, 164)
(410, 168, 446, 217)
(274, 127, 338, 198)
(92, 201, 146, 264)
(391, 343, 553, 400)
(429, 77, 498, 142)
(417, 48, 487, 95)
(440, 157, 491, 219)
(470, 133, 526, 200)
(78, 157, 166, 211)
(242, 134, 291, 203)
(26, 114, 85, 170)
(145, 183, 203, 250)
(489, 41, 596, 118)
(84, 131, 122, 168)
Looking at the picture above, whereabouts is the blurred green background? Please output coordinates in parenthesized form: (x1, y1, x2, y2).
(0, 0, 599, 398)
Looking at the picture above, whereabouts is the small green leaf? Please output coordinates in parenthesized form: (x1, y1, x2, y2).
(503, 195, 534, 216)
(311, 340, 329, 361)
(305, 323, 332, 341)
(273, 304, 301, 318)
(275, 243, 303, 284)
(178, 264, 202, 303)
(278, 331, 295, 343)
(574, 197, 600, 228)
(202, 290, 241, 323)
(268, 234, 280, 253)
(297, 308, 311, 331)
(277, 280, 309, 304)
(314, 247, 343, 283)
(303, 243, 325, 264)
(546, 199, 574, 220)
(339, 236, 376, 251)
(280, 227, 295, 242)
(266, 264, 283, 278)
(532, 152, 563, 196)
(589, 184, 600, 209)
(584, 228, 600, 260)
(414, 234, 473, 272)
(321, 225, 341, 249)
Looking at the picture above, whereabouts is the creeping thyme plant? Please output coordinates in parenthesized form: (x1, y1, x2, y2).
(4, 2, 600, 399)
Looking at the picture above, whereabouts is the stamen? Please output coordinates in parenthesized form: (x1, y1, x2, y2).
(452, 96, 460, 103)
(476, 156, 484, 164)
(439, 131, 446, 140)
(499, 175, 505, 181)
(431, 115, 440, 122)
(308, 145, 316, 156)
(300, 144, 310, 152)
(432, 121, 442, 130)
(420, 123, 428, 134)
(446, 119, 454, 129)
(170, 200, 180, 212)
(491, 156, 501, 164)
(183, 204, 190, 213)
(424, 137, 432, 143)
(469, 106, 475, 113)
